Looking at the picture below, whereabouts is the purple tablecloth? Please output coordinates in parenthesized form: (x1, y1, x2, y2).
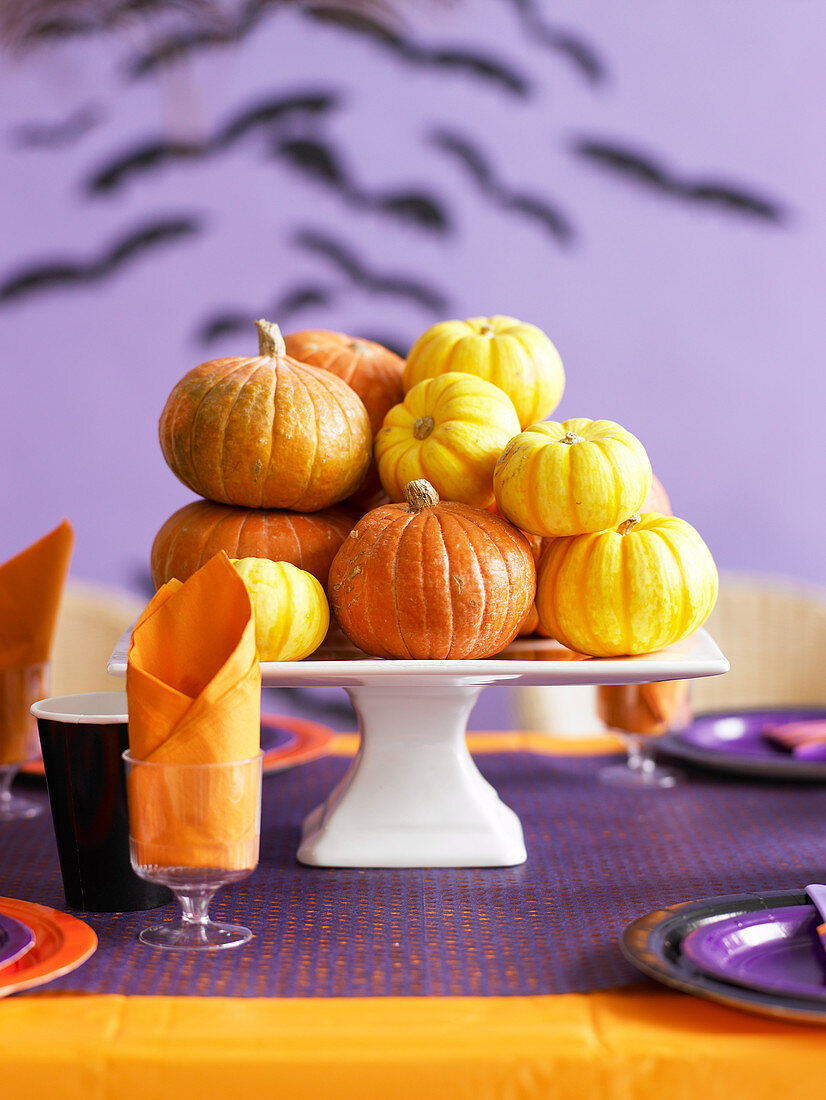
(3, 745, 825, 997)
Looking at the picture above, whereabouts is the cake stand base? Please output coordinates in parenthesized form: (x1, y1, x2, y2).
(297, 685, 527, 868)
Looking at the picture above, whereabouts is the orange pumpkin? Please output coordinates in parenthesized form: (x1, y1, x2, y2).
(151, 500, 355, 588)
(284, 329, 404, 512)
(159, 320, 372, 511)
(328, 480, 536, 660)
(643, 473, 672, 516)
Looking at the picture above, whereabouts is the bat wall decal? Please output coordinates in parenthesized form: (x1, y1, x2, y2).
(0, 215, 202, 304)
(574, 138, 788, 223)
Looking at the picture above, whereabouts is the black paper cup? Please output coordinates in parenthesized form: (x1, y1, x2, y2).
(31, 692, 171, 912)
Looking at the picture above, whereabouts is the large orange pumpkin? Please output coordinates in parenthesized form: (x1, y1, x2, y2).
(159, 320, 372, 511)
(328, 480, 536, 660)
(284, 329, 404, 512)
(151, 500, 355, 588)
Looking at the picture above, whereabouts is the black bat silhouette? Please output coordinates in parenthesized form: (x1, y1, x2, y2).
(504, 0, 607, 84)
(83, 91, 338, 195)
(275, 137, 450, 233)
(294, 228, 449, 312)
(431, 127, 574, 245)
(87, 140, 206, 194)
(574, 139, 787, 223)
(0, 216, 201, 305)
(198, 284, 335, 345)
(305, 7, 531, 98)
(12, 104, 102, 149)
(213, 91, 339, 149)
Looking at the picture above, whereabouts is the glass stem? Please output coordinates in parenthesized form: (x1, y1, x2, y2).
(0, 766, 17, 804)
(178, 889, 217, 926)
(625, 735, 655, 777)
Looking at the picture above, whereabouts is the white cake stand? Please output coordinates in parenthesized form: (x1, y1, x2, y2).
(109, 629, 728, 870)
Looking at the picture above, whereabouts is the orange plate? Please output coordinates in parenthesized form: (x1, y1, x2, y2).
(0, 897, 97, 997)
(22, 712, 335, 778)
(261, 713, 334, 773)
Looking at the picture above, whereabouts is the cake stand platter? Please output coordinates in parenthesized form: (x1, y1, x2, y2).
(109, 628, 728, 869)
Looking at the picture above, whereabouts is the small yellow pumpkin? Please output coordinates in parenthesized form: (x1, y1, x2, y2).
(535, 513, 718, 657)
(375, 372, 520, 508)
(403, 315, 564, 428)
(230, 558, 329, 661)
(493, 418, 652, 537)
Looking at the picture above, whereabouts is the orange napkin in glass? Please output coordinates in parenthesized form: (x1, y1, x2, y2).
(0, 520, 73, 764)
(126, 552, 261, 869)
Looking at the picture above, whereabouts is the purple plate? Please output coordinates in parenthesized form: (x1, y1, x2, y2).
(657, 708, 826, 780)
(681, 905, 826, 1001)
(0, 912, 35, 970)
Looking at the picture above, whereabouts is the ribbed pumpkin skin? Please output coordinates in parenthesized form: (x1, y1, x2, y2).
(151, 500, 355, 588)
(284, 330, 404, 513)
(493, 418, 652, 537)
(328, 500, 536, 660)
(283, 330, 404, 432)
(159, 355, 372, 510)
(375, 372, 520, 509)
(231, 558, 329, 662)
(535, 514, 718, 657)
(403, 315, 564, 429)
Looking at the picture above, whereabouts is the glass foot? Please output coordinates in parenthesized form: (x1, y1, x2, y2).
(138, 920, 252, 951)
(0, 787, 43, 822)
(598, 761, 685, 789)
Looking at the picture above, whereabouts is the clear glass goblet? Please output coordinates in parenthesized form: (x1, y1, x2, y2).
(123, 751, 263, 950)
(596, 680, 691, 789)
(0, 663, 49, 822)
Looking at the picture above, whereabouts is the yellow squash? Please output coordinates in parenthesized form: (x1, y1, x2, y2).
(231, 558, 329, 661)
(535, 513, 718, 657)
(493, 418, 652, 537)
(375, 371, 520, 508)
(403, 315, 564, 428)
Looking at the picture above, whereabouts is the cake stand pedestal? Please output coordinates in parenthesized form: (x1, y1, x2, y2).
(110, 630, 728, 869)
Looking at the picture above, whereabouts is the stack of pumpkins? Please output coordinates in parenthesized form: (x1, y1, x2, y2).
(153, 314, 718, 662)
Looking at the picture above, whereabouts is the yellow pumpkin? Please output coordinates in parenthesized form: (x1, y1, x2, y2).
(535, 513, 718, 657)
(375, 372, 520, 508)
(493, 418, 652, 537)
(403, 315, 564, 428)
(230, 558, 329, 661)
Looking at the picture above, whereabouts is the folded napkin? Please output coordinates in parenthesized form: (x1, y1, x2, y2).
(762, 720, 826, 761)
(0, 519, 74, 671)
(126, 552, 261, 869)
(0, 520, 73, 764)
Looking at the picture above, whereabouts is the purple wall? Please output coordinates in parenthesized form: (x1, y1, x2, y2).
(0, 2, 822, 726)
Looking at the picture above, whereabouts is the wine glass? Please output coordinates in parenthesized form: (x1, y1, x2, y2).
(123, 751, 263, 950)
(0, 663, 49, 822)
(596, 680, 691, 789)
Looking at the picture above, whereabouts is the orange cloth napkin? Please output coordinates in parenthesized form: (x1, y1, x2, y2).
(0, 520, 73, 764)
(126, 552, 261, 869)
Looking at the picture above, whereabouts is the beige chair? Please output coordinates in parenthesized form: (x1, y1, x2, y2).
(50, 580, 145, 696)
(512, 572, 826, 732)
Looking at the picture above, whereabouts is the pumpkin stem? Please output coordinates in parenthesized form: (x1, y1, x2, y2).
(405, 480, 440, 512)
(413, 416, 435, 441)
(618, 514, 641, 536)
(255, 319, 286, 358)
(560, 431, 586, 445)
(479, 322, 495, 336)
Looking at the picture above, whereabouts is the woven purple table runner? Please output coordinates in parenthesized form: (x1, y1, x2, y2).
(3, 748, 826, 998)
